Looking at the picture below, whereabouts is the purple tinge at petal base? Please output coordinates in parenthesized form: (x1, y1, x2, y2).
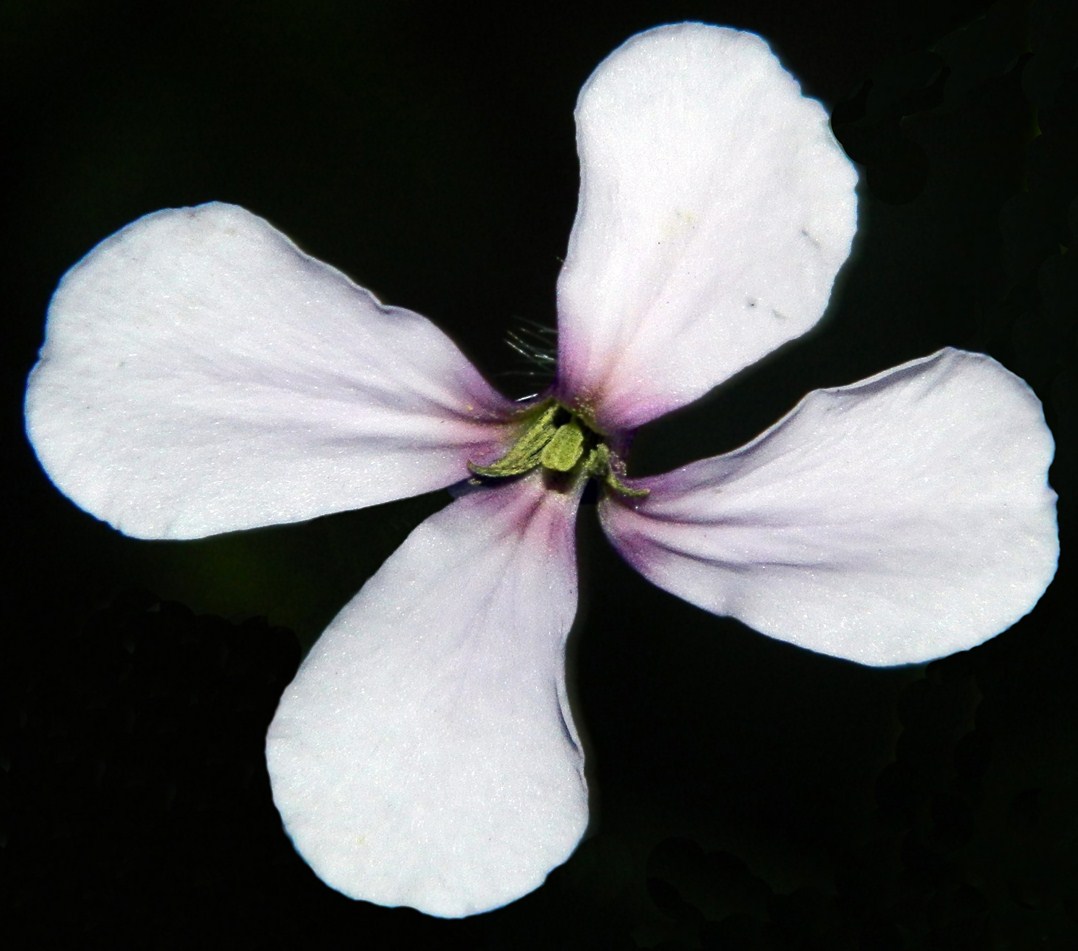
(266, 471, 588, 917)
(20, 19, 1061, 925)
(25, 203, 517, 540)
(555, 24, 858, 432)
(601, 350, 1058, 666)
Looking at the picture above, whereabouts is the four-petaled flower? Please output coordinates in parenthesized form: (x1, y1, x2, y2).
(25, 24, 1057, 918)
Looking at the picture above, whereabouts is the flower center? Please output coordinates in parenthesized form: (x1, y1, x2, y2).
(468, 401, 646, 497)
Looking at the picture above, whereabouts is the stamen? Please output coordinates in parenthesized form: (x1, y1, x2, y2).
(468, 400, 648, 498)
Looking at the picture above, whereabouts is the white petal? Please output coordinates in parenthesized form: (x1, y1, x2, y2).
(25, 204, 516, 539)
(555, 24, 858, 432)
(266, 473, 587, 917)
(601, 350, 1058, 666)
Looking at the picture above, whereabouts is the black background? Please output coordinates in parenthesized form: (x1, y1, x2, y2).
(3, 0, 1076, 947)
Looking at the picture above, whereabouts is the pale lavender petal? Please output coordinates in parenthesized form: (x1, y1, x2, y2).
(266, 472, 587, 917)
(556, 23, 857, 432)
(25, 203, 516, 539)
(601, 350, 1058, 666)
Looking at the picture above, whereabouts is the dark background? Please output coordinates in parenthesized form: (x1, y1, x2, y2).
(3, 0, 1076, 947)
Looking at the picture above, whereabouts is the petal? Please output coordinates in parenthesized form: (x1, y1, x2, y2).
(555, 24, 858, 432)
(601, 350, 1058, 666)
(266, 472, 587, 917)
(25, 203, 516, 539)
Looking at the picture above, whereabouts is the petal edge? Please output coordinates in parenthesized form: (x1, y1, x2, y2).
(601, 350, 1058, 665)
(267, 473, 587, 917)
(25, 204, 516, 539)
(556, 24, 858, 431)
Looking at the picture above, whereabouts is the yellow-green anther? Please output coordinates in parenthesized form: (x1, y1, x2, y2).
(468, 403, 559, 478)
(540, 420, 586, 472)
(468, 400, 647, 498)
(585, 443, 649, 498)
(604, 467, 649, 498)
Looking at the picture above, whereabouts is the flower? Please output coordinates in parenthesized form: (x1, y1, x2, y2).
(24, 22, 1057, 919)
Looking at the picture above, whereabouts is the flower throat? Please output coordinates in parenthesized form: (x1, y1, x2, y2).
(468, 401, 646, 498)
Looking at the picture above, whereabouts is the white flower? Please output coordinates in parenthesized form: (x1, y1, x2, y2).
(24, 24, 1057, 919)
